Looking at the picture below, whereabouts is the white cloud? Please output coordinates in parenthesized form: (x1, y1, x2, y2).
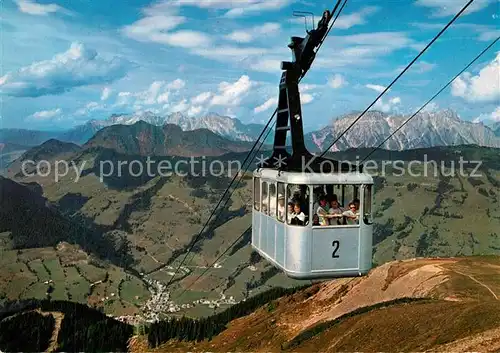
(161, 30, 212, 48)
(328, 74, 347, 89)
(334, 6, 379, 29)
(224, 0, 291, 18)
(451, 52, 500, 102)
(75, 102, 101, 116)
(300, 84, 320, 92)
(166, 78, 186, 90)
(191, 92, 212, 105)
(254, 97, 277, 113)
(193, 46, 272, 63)
(157, 92, 170, 104)
(124, 15, 185, 36)
(474, 106, 500, 123)
(187, 105, 203, 116)
(415, 0, 496, 17)
(29, 108, 62, 120)
(123, 13, 212, 49)
(248, 58, 282, 73)
(114, 78, 185, 108)
(170, 99, 190, 112)
(164, 76, 256, 117)
(302, 93, 314, 104)
(148, 0, 292, 18)
(0, 42, 134, 97)
(15, 0, 69, 16)
(422, 102, 440, 112)
(412, 61, 437, 73)
(312, 32, 417, 70)
(101, 87, 112, 101)
(365, 84, 388, 93)
(225, 23, 280, 43)
(390, 97, 401, 105)
(373, 96, 402, 113)
(210, 75, 254, 106)
(478, 29, 500, 41)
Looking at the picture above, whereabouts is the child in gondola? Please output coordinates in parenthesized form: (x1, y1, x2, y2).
(291, 202, 306, 225)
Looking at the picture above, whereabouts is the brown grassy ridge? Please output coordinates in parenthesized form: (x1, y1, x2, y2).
(129, 255, 500, 352)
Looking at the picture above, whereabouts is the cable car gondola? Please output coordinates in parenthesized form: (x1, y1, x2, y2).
(251, 8, 374, 280)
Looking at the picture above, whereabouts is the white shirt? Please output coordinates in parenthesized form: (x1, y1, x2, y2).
(278, 204, 285, 220)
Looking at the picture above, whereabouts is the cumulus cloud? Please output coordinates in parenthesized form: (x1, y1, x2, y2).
(162, 76, 255, 116)
(191, 91, 212, 105)
(15, 0, 69, 16)
(187, 105, 203, 116)
(422, 102, 440, 112)
(373, 96, 402, 113)
(474, 106, 500, 123)
(29, 108, 62, 120)
(328, 74, 347, 89)
(451, 52, 500, 102)
(167, 78, 186, 90)
(301, 93, 314, 105)
(170, 99, 190, 112)
(210, 75, 254, 106)
(0, 42, 134, 97)
(254, 97, 278, 113)
(225, 23, 280, 43)
(415, 0, 496, 17)
(115, 78, 186, 107)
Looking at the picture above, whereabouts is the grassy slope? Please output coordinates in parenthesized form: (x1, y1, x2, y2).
(0, 243, 150, 316)
(132, 255, 500, 352)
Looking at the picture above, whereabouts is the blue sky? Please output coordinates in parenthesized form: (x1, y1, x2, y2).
(0, 0, 499, 132)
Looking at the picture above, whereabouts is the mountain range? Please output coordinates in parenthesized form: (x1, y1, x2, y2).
(306, 109, 500, 152)
(1, 110, 499, 153)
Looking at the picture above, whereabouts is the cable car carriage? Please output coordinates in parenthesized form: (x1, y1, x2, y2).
(251, 8, 374, 279)
(252, 170, 373, 279)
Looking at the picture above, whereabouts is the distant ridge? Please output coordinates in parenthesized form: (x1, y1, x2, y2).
(1, 109, 498, 150)
(306, 109, 500, 152)
(83, 121, 256, 157)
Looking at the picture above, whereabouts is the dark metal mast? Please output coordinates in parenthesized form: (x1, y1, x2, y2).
(261, 6, 356, 173)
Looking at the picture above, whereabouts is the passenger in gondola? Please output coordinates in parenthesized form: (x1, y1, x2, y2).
(312, 214, 320, 226)
(313, 187, 324, 216)
(328, 199, 344, 225)
(343, 202, 360, 225)
(290, 202, 306, 225)
(328, 193, 342, 207)
(277, 194, 285, 221)
(316, 195, 330, 226)
(287, 202, 294, 224)
(290, 190, 307, 218)
(269, 194, 277, 216)
(261, 197, 268, 214)
(353, 198, 360, 212)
